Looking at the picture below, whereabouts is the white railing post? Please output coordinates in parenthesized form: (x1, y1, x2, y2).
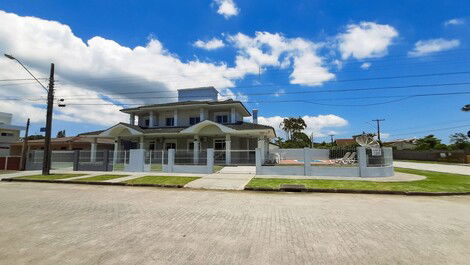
(194, 141, 199, 165)
(255, 148, 262, 175)
(206, 148, 214, 174)
(168, 149, 175, 173)
(357, 146, 367, 177)
(303, 148, 312, 176)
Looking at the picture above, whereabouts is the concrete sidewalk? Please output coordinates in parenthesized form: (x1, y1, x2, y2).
(185, 172, 255, 190)
(394, 161, 470, 175)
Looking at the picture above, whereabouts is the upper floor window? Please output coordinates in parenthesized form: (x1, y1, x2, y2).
(165, 117, 175, 127)
(189, 117, 200, 125)
(0, 132, 14, 137)
(216, 115, 229, 124)
(144, 119, 150, 127)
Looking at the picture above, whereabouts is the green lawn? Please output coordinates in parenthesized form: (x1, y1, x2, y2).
(246, 168, 470, 193)
(15, 174, 85, 180)
(75, 174, 128, 182)
(124, 175, 200, 186)
(112, 163, 163, 171)
(397, 160, 466, 165)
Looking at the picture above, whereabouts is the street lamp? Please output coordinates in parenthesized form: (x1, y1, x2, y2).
(4, 54, 55, 175)
(462, 104, 470, 112)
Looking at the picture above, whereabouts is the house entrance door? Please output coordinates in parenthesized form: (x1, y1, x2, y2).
(214, 139, 226, 164)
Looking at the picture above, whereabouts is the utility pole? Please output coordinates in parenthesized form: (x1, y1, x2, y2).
(372, 119, 385, 142)
(329, 134, 335, 145)
(43, 63, 55, 175)
(4, 54, 55, 175)
(20, 118, 30, 171)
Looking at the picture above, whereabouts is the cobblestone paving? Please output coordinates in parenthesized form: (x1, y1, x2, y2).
(0, 182, 469, 265)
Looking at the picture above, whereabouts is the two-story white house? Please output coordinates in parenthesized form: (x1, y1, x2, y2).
(0, 112, 25, 156)
(81, 87, 276, 165)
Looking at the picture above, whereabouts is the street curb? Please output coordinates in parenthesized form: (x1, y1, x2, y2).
(244, 186, 470, 196)
(1, 178, 183, 189)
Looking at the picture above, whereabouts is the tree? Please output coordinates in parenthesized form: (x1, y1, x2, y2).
(449, 133, 470, 150)
(415, 135, 447, 150)
(25, 134, 45, 140)
(56, 130, 66, 138)
(280, 117, 307, 140)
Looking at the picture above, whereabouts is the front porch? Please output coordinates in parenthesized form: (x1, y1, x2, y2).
(83, 120, 274, 166)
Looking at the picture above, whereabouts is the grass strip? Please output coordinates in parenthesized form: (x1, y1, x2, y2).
(74, 174, 128, 182)
(246, 168, 470, 193)
(124, 175, 199, 186)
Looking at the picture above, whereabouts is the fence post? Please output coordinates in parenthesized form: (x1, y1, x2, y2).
(73, 150, 79, 171)
(303, 148, 312, 176)
(255, 148, 262, 175)
(206, 148, 214, 174)
(194, 142, 199, 165)
(357, 147, 367, 177)
(168, 149, 175, 173)
(4, 156, 8, 170)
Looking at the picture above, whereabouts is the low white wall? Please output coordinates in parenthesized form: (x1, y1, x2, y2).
(310, 149, 330, 160)
(310, 166, 360, 177)
(163, 164, 211, 174)
(360, 166, 394, 178)
(258, 166, 304, 176)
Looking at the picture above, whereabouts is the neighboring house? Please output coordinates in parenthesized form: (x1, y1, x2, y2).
(81, 87, 276, 164)
(335, 138, 356, 146)
(383, 139, 418, 150)
(9, 136, 114, 156)
(0, 112, 25, 156)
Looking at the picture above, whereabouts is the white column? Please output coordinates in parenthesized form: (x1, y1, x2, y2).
(139, 136, 144, 149)
(167, 149, 175, 173)
(225, 134, 231, 165)
(113, 137, 120, 167)
(90, 138, 97, 162)
(129, 114, 135, 125)
(199, 108, 205, 121)
(257, 137, 265, 163)
(193, 136, 200, 165)
(255, 148, 262, 174)
(230, 107, 236, 123)
(149, 111, 154, 127)
(173, 109, 178, 126)
(303, 148, 312, 176)
(357, 146, 367, 177)
(206, 148, 214, 174)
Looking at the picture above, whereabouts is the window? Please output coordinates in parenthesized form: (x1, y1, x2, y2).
(189, 117, 200, 125)
(216, 115, 229, 124)
(187, 141, 194, 150)
(144, 119, 150, 127)
(165, 117, 174, 126)
(1, 132, 14, 137)
(165, 142, 176, 150)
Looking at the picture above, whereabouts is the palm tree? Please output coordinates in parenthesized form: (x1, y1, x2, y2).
(280, 117, 307, 140)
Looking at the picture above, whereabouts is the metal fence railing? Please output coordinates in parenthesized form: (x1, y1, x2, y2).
(230, 150, 256, 165)
(173, 150, 207, 165)
(366, 148, 392, 167)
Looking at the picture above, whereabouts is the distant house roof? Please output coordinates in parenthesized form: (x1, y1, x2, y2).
(120, 99, 251, 116)
(335, 138, 356, 146)
(10, 136, 114, 146)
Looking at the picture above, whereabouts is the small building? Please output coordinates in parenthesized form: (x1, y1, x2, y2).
(335, 138, 356, 146)
(9, 136, 114, 156)
(383, 139, 418, 150)
(0, 112, 25, 156)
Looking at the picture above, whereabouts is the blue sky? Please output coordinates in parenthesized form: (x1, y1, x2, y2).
(0, 0, 469, 143)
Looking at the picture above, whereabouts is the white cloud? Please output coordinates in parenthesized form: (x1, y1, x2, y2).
(408, 38, 460, 57)
(213, 0, 239, 19)
(360, 62, 371, 69)
(274, 89, 285, 97)
(246, 114, 348, 138)
(338, 22, 398, 60)
(227, 32, 335, 86)
(0, 10, 257, 126)
(193, 38, 225, 50)
(444, 18, 465, 26)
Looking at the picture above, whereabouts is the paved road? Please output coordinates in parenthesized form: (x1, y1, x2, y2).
(394, 161, 470, 175)
(0, 182, 469, 265)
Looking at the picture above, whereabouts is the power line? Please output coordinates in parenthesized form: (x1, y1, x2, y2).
(389, 124, 470, 137)
(53, 70, 470, 97)
(58, 91, 470, 106)
(0, 77, 49, 82)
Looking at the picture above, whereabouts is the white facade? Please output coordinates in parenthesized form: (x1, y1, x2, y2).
(0, 112, 25, 156)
